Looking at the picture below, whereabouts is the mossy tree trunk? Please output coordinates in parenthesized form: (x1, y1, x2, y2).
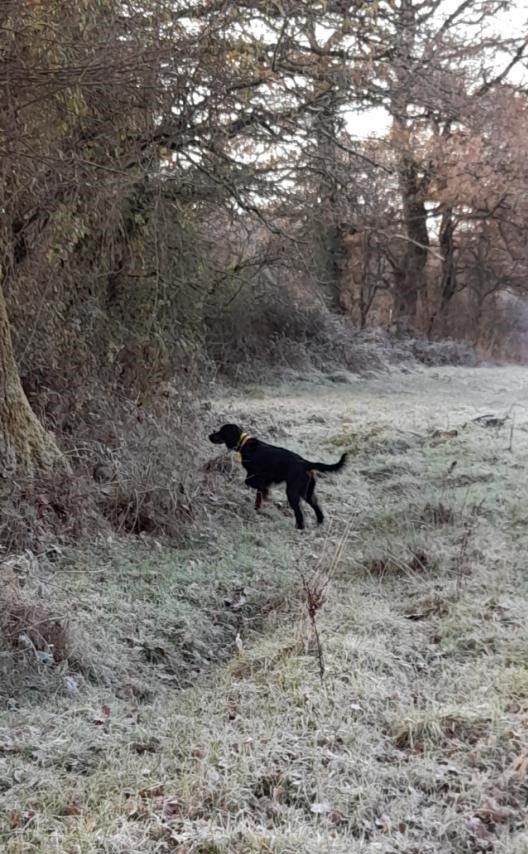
(0, 280, 64, 476)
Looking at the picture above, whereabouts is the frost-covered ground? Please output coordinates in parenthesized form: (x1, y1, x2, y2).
(2, 366, 528, 852)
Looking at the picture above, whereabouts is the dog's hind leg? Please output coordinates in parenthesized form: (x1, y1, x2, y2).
(286, 483, 305, 530)
(305, 475, 324, 524)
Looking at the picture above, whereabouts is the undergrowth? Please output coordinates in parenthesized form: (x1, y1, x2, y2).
(206, 284, 477, 382)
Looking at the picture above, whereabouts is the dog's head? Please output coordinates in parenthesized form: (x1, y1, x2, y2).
(209, 423, 244, 450)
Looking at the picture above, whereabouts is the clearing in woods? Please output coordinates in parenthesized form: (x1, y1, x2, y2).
(2, 365, 528, 852)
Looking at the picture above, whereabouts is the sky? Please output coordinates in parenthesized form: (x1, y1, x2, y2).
(349, 0, 527, 140)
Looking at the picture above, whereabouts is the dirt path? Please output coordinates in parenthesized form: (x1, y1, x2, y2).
(3, 366, 528, 853)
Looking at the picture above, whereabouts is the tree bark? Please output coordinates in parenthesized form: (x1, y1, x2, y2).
(312, 81, 347, 313)
(317, 221, 346, 313)
(389, 1, 429, 334)
(0, 279, 64, 476)
(428, 207, 456, 338)
(393, 155, 429, 333)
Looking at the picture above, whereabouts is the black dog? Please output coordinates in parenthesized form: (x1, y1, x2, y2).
(209, 423, 347, 529)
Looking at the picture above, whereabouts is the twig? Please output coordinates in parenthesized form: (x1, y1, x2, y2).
(508, 413, 515, 453)
(299, 570, 325, 681)
(454, 503, 481, 599)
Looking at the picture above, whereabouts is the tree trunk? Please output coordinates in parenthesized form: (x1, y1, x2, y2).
(0, 279, 64, 476)
(317, 221, 346, 313)
(393, 156, 429, 333)
(390, 1, 429, 334)
(313, 93, 347, 313)
(428, 208, 456, 338)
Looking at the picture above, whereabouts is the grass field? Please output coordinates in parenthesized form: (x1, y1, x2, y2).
(2, 365, 528, 853)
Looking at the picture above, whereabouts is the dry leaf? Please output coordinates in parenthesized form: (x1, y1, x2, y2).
(227, 700, 239, 720)
(468, 816, 493, 842)
(163, 798, 183, 817)
(9, 811, 22, 829)
(130, 738, 159, 754)
(10, 809, 34, 828)
(512, 753, 528, 776)
(63, 802, 82, 817)
(126, 799, 140, 818)
(139, 782, 165, 799)
(476, 798, 516, 824)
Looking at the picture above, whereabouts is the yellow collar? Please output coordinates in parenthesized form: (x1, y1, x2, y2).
(236, 432, 250, 462)
(238, 432, 250, 450)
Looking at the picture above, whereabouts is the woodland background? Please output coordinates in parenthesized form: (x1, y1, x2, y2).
(1, 0, 528, 539)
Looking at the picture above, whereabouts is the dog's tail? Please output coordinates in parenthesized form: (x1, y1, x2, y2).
(306, 452, 347, 474)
